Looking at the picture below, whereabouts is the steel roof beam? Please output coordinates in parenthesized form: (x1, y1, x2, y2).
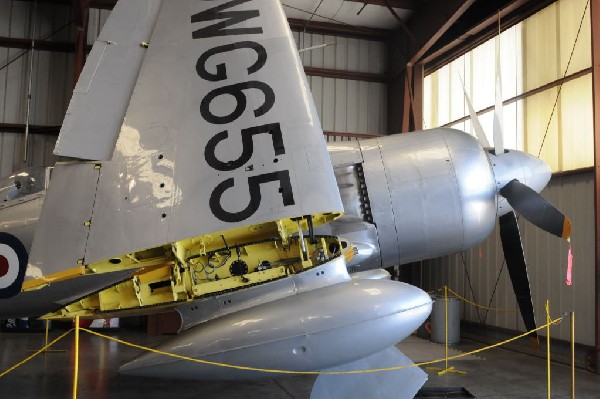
(278, 19, 392, 42)
(0, 123, 60, 136)
(421, 0, 555, 74)
(404, 0, 475, 66)
(343, 0, 421, 10)
(0, 36, 75, 52)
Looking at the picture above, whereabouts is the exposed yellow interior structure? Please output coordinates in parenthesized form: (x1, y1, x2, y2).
(39, 213, 349, 319)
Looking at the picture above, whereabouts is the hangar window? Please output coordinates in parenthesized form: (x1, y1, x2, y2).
(423, 0, 592, 173)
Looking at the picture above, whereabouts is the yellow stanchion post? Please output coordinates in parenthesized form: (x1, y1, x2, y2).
(571, 311, 575, 399)
(427, 286, 466, 376)
(444, 285, 449, 371)
(546, 300, 551, 399)
(73, 315, 79, 399)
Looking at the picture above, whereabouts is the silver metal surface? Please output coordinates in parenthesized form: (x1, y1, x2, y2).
(430, 296, 460, 345)
(487, 149, 552, 216)
(54, 0, 163, 160)
(328, 162, 382, 271)
(329, 128, 498, 269)
(0, 195, 43, 255)
(0, 166, 48, 253)
(311, 347, 427, 399)
(375, 128, 497, 265)
(328, 141, 363, 168)
(177, 256, 350, 331)
(333, 165, 364, 219)
(27, 163, 100, 276)
(334, 221, 381, 272)
(120, 276, 432, 380)
(350, 269, 391, 280)
(360, 141, 400, 267)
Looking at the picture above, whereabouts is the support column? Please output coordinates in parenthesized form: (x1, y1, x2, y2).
(412, 63, 423, 131)
(592, 0, 600, 374)
(399, 63, 424, 133)
(387, 36, 409, 134)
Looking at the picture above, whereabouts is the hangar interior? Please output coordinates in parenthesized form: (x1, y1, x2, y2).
(1, 0, 600, 397)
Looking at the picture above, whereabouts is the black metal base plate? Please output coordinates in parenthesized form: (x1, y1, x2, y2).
(414, 387, 476, 398)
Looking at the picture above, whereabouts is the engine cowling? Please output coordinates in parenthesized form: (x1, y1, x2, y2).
(327, 128, 497, 270)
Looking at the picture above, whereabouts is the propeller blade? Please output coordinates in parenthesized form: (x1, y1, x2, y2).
(459, 75, 490, 148)
(500, 179, 572, 240)
(499, 212, 538, 346)
(493, 37, 505, 155)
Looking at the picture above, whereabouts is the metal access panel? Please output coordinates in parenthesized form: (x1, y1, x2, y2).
(27, 163, 100, 277)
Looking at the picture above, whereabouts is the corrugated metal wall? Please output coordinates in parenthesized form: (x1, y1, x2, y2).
(293, 31, 387, 135)
(420, 172, 595, 346)
(0, 1, 73, 177)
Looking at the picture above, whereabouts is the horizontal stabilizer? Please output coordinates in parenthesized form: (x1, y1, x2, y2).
(311, 346, 427, 399)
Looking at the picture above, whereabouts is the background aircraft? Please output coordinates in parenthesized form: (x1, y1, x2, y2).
(0, 0, 570, 398)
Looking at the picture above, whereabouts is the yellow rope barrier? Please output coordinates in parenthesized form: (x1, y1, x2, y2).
(0, 328, 73, 378)
(427, 288, 443, 295)
(80, 317, 562, 376)
(446, 287, 518, 313)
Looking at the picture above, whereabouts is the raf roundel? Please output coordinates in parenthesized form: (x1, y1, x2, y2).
(0, 232, 28, 299)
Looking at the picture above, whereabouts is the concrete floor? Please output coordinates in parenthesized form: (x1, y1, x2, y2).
(0, 328, 598, 398)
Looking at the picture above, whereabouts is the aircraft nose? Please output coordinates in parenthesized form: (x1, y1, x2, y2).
(487, 149, 551, 216)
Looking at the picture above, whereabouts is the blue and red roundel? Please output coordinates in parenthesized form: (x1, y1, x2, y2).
(0, 232, 28, 299)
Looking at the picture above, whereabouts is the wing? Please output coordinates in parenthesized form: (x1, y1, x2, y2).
(29, 0, 343, 275)
(54, 0, 163, 161)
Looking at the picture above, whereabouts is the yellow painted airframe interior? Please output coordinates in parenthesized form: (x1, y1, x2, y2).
(37, 213, 350, 320)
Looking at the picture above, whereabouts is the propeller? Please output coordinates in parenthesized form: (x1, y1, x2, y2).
(498, 212, 538, 346)
(462, 37, 571, 345)
(500, 179, 572, 240)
